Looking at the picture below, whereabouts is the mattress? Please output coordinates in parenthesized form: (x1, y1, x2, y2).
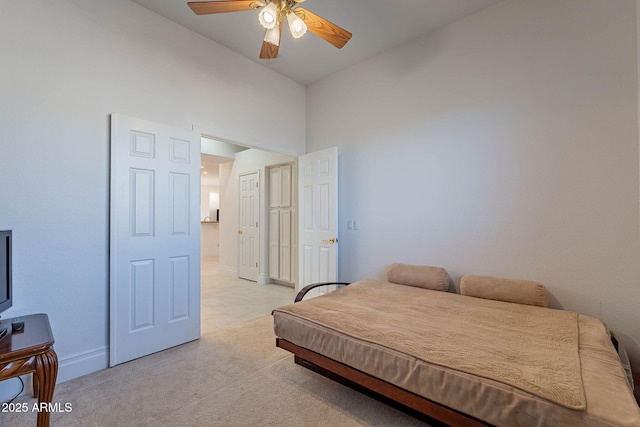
(272, 280, 640, 427)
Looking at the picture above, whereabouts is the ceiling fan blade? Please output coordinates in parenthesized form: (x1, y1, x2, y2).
(259, 40, 279, 59)
(259, 17, 283, 59)
(188, 1, 263, 15)
(294, 7, 352, 49)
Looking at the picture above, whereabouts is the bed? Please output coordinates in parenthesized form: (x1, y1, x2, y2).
(272, 264, 640, 427)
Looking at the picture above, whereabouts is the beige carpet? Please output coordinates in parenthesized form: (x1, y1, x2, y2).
(3, 316, 429, 426)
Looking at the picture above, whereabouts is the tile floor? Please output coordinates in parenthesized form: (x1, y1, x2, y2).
(200, 256, 296, 335)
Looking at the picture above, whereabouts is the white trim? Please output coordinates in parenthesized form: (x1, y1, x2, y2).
(0, 346, 109, 401)
(57, 346, 108, 383)
(258, 273, 269, 286)
(192, 124, 302, 158)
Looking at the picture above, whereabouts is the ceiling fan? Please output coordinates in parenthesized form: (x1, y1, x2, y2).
(187, 0, 352, 59)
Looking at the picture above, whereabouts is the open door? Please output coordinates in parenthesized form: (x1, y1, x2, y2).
(109, 114, 201, 366)
(298, 147, 339, 293)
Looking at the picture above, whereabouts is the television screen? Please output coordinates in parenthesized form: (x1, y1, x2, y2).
(0, 230, 12, 314)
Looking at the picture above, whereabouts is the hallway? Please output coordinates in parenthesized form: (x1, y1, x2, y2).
(200, 257, 296, 334)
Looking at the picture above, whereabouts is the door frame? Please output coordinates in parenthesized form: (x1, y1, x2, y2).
(194, 129, 337, 291)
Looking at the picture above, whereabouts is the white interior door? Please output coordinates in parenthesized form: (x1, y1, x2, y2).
(238, 171, 259, 281)
(298, 147, 339, 293)
(110, 114, 200, 366)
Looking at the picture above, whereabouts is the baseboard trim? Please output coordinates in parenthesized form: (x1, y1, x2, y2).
(0, 346, 108, 400)
(57, 346, 108, 383)
(217, 265, 237, 276)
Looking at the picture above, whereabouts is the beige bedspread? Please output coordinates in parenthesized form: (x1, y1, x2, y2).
(274, 279, 586, 409)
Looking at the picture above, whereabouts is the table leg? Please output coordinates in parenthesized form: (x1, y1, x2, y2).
(34, 349, 58, 427)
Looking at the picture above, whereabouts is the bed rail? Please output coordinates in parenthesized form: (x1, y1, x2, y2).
(295, 282, 351, 302)
(611, 333, 635, 391)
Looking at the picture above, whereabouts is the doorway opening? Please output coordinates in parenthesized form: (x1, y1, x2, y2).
(199, 136, 296, 334)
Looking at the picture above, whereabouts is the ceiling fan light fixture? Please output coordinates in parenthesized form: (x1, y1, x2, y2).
(258, 2, 279, 29)
(287, 11, 307, 39)
(264, 24, 280, 46)
(187, 0, 352, 57)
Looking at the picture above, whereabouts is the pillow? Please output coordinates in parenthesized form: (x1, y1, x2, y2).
(460, 274, 549, 307)
(386, 263, 450, 291)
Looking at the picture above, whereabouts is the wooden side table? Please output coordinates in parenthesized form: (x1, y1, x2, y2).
(0, 314, 57, 427)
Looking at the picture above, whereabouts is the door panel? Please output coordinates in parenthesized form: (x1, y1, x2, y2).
(270, 167, 281, 208)
(238, 172, 259, 281)
(279, 209, 292, 283)
(269, 210, 280, 279)
(131, 169, 154, 237)
(130, 259, 154, 331)
(281, 164, 292, 207)
(169, 255, 191, 320)
(110, 114, 200, 366)
(169, 173, 190, 235)
(298, 147, 338, 293)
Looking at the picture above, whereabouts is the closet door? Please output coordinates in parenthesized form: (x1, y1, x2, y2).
(268, 164, 294, 284)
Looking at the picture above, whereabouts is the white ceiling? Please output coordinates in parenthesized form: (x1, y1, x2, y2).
(201, 153, 231, 186)
(130, 0, 505, 85)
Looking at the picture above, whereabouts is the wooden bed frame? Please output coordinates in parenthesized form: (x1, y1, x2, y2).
(276, 281, 637, 427)
(276, 338, 489, 426)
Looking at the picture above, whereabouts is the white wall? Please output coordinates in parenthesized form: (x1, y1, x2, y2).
(0, 0, 304, 384)
(307, 0, 640, 371)
(201, 223, 219, 258)
(201, 137, 248, 159)
(201, 185, 219, 257)
(200, 185, 219, 222)
(2, 0, 639, 396)
(218, 160, 235, 274)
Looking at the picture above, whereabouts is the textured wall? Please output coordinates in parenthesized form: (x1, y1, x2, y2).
(0, 0, 305, 383)
(307, 0, 640, 367)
